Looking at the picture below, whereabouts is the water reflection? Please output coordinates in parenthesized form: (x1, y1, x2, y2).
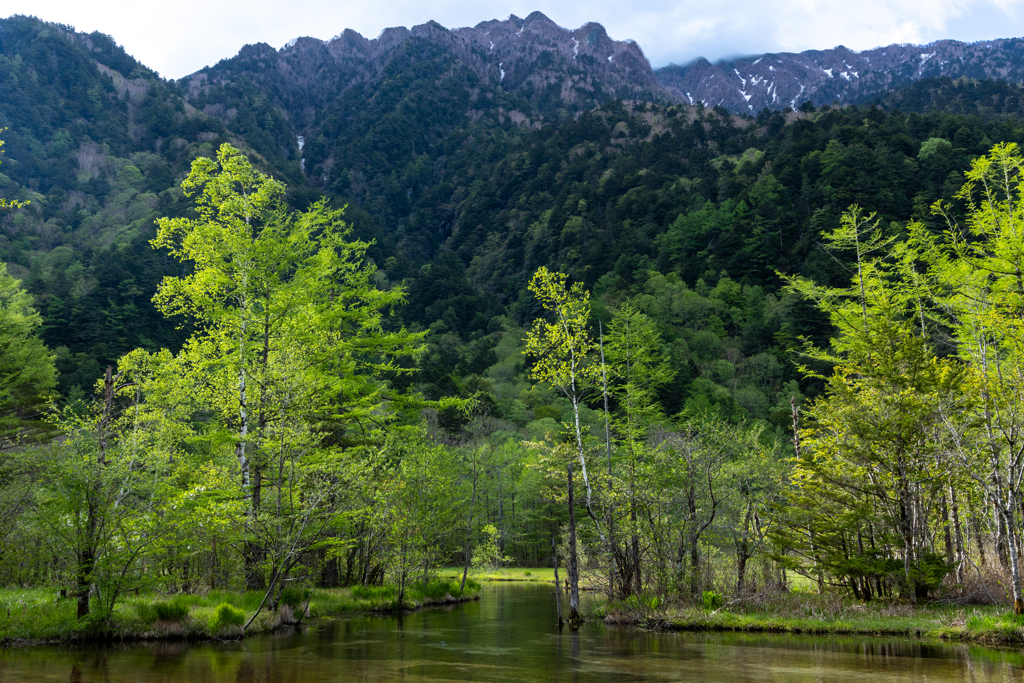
(0, 583, 1022, 681)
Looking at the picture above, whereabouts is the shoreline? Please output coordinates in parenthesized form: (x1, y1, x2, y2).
(8, 571, 1024, 651)
(602, 606, 1024, 647)
(0, 581, 482, 648)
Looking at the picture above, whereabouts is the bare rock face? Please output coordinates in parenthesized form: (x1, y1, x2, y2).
(658, 38, 1024, 113)
(180, 12, 669, 128)
(450, 12, 663, 105)
(182, 10, 1024, 124)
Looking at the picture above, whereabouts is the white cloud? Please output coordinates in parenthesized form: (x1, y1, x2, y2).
(7, 0, 1024, 78)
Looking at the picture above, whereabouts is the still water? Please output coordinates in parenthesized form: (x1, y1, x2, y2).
(2, 583, 1024, 682)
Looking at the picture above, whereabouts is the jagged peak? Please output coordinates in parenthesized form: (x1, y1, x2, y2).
(236, 42, 276, 59)
(523, 11, 556, 28)
(410, 20, 452, 39)
(578, 22, 609, 45)
(280, 36, 326, 52)
(376, 26, 412, 48)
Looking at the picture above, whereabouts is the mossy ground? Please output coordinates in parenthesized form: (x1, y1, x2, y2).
(0, 578, 480, 644)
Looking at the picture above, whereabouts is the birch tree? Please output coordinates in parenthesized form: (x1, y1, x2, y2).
(524, 267, 600, 624)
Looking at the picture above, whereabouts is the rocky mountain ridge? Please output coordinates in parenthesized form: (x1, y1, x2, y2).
(660, 37, 1024, 113)
(183, 14, 1024, 120)
(181, 11, 666, 128)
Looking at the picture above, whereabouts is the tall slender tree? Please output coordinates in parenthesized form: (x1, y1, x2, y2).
(525, 267, 601, 624)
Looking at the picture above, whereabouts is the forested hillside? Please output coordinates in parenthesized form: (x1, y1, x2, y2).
(3, 13, 1023, 418)
(10, 14, 1024, 632)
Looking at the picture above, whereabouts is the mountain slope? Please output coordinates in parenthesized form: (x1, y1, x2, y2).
(6, 12, 1024, 409)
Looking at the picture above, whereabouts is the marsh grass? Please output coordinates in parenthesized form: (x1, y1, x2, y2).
(0, 578, 482, 644)
(603, 590, 1024, 645)
(439, 567, 556, 582)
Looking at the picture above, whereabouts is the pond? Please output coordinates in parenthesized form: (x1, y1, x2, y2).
(3, 583, 1024, 681)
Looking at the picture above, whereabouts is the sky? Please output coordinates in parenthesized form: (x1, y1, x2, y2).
(7, 0, 1024, 79)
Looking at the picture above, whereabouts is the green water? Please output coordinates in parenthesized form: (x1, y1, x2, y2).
(3, 583, 1024, 681)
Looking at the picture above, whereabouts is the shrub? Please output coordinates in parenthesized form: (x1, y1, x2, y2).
(134, 603, 157, 624)
(471, 524, 513, 570)
(524, 571, 532, 576)
(212, 603, 246, 630)
(617, 593, 661, 617)
(152, 597, 190, 621)
(279, 587, 309, 609)
(703, 590, 724, 611)
(204, 590, 265, 611)
(414, 579, 461, 601)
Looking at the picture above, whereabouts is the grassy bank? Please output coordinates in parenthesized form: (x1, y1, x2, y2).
(439, 567, 556, 583)
(0, 578, 480, 644)
(600, 592, 1024, 646)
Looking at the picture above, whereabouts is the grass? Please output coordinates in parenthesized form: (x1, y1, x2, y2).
(439, 566, 557, 583)
(599, 590, 1024, 646)
(0, 578, 481, 645)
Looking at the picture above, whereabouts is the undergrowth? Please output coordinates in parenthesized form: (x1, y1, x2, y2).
(601, 590, 1024, 645)
(0, 578, 481, 644)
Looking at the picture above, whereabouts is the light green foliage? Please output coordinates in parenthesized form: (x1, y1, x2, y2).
(702, 590, 724, 610)
(152, 143, 421, 446)
(212, 602, 245, 630)
(525, 267, 600, 401)
(37, 354, 189, 621)
(149, 144, 425, 618)
(524, 266, 602, 622)
(381, 438, 463, 603)
(920, 142, 1024, 611)
(471, 524, 512, 570)
(778, 205, 962, 600)
(0, 134, 27, 211)
(605, 302, 674, 446)
(0, 262, 56, 448)
(918, 137, 953, 160)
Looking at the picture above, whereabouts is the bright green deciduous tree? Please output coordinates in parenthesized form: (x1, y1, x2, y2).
(0, 134, 28, 211)
(151, 143, 422, 594)
(604, 302, 674, 596)
(525, 266, 600, 624)
(779, 207, 960, 603)
(0, 262, 56, 449)
(40, 350, 191, 621)
(922, 142, 1024, 614)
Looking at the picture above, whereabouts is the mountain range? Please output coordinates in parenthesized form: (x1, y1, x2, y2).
(183, 11, 1024, 118)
